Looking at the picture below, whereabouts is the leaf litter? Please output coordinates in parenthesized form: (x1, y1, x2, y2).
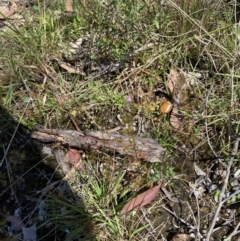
(121, 181, 162, 215)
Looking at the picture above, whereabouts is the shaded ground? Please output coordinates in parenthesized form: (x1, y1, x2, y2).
(0, 106, 95, 240)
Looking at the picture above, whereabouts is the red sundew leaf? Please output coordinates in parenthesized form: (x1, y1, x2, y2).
(121, 181, 162, 215)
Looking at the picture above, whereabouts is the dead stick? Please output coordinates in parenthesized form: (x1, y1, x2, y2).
(31, 129, 165, 163)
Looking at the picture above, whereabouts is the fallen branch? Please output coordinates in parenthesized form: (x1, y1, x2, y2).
(31, 129, 165, 163)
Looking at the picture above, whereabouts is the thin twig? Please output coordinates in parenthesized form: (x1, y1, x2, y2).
(212, 210, 236, 233)
(223, 189, 240, 204)
(194, 191, 201, 241)
(223, 221, 240, 241)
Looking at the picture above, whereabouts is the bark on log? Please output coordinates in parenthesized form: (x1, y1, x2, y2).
(31, 129, 165, 163)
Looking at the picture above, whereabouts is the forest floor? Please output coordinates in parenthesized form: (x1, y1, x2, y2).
(0, 0, 240, 240)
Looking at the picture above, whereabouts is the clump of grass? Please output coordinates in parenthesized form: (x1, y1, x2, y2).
(45, 155, 158, 240)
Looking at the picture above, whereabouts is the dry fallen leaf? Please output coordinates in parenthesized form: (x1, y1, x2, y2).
(0, 2, 18, 19)
(52, 58, 85, 75)
(166, 69, 178, 94)
(166, 70, 188, 129)
(170, 107, 182, 129)
(65, 0, 73, 12)
(54, 148, 71, 174)
(121, 181, 162, 215)
(167, 69, 188, 105)
(194, 162, 207, 176)
(54, 147, 83, 174)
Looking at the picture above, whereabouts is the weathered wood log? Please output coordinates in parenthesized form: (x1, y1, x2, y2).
(31, 129, 165, 163)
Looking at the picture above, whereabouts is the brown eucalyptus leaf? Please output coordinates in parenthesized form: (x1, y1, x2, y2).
(121, 181, 162, 215)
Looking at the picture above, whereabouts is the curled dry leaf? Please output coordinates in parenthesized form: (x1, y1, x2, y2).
(170, 107, 182, 129)
(69, 38, 83, 54)
(166, 69, 178, 94)
(51, 58, 85, 75)
(166, 69, 188, 105)
(54, 147, 83, 175)
(166, 70, 189, 129)
(194, 162, 207, 176)
(121, 181, 162, 215)
(0, 2, 18, 19)
(53, 148, 71, 174)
